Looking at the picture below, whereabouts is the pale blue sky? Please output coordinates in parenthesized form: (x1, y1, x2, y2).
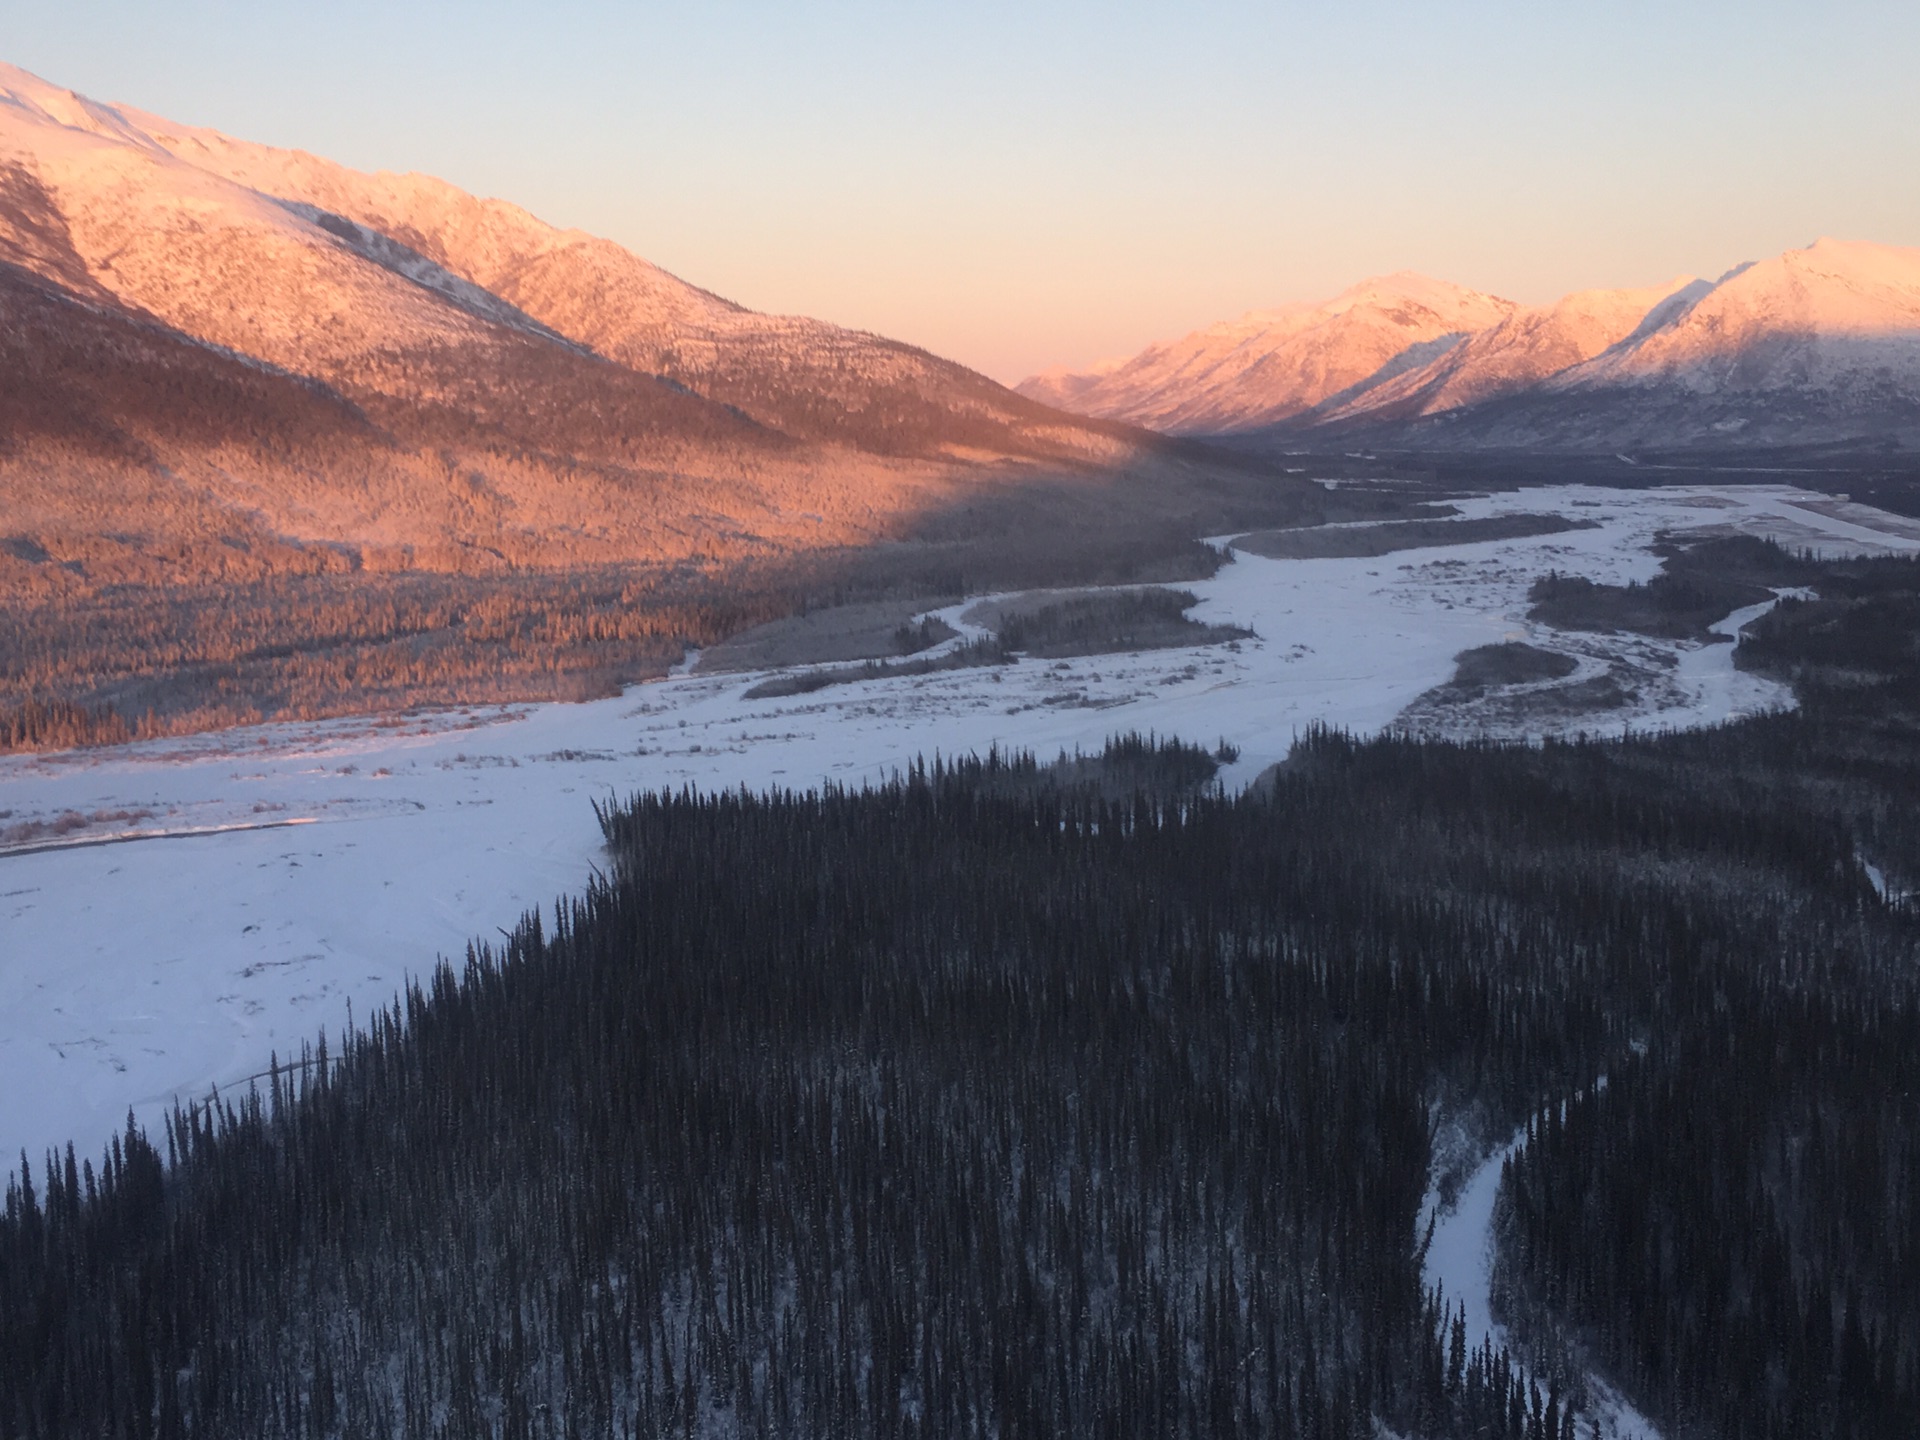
(6, 1, 1916, 379)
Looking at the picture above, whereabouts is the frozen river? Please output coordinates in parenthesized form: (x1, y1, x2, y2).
(3, 481, 1916, 1167)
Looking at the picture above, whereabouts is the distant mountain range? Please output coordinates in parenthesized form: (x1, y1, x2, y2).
(1019, 274, 1518, 434)
(0, 62, 1229, 594)
(1019, 240, 1920, 451)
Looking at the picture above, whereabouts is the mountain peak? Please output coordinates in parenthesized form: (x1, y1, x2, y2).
(0, 62, 176, 161)
(1551, 237, 1920, 402)
(1345, 240, 1920, 449)
(1326, 270, 1504, 313)
(1018, 238, 1920, 449)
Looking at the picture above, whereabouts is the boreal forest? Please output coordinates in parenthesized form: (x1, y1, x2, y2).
(3, 537, 1920, 1439)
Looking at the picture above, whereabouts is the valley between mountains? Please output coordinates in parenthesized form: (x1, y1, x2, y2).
(5, 479, 1910, 1174)
(11, 471, 1920, 1439)
(7, 54, 1920, 1440)
(0, 59, 1315, 745)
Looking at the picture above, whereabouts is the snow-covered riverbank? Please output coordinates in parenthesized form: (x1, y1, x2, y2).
(1421, 1095, 1663, 1440)
(3, 482, 1914, 1166)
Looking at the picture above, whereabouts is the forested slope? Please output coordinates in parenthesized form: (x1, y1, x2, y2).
(0, 61, 1320, 747)
(5, 550, 1920, 1438)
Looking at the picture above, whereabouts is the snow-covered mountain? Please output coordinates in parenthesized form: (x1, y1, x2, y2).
(1567, 240, 1920, 393)
(1311, 278, 1704, 427)
(1016, 274, 1518, 433)
(63, 85, 1112, 455)
(1380, 240, 1920, 450)
(1027, 240, 1920, 451)
(0, 61, 1166, 590)
(1017, 357, 1126, 413)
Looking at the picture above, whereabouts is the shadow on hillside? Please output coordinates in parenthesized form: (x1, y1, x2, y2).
(0, 443, 1352, 749)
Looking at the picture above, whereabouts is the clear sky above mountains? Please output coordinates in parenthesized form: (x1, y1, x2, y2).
(8, 0, 1917, 382)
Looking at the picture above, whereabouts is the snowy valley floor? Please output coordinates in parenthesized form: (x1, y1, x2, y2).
(2, 481, 1916, 1169)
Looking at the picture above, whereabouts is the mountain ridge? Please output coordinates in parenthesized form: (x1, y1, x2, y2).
(1, 60, 1298, 603)
(0, 59, 1328, 741)
(66, 74, 1124, 458)
(1025, 240, 1920, 450)
(1310, 279, 1701, 428)
(1016, 273, 1517, 433)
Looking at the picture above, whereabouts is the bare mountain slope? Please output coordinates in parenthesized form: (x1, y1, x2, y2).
(1015, 274, 1517, 433)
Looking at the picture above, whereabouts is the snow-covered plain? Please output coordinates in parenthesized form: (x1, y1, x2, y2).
(2, 482, 1915, 1171)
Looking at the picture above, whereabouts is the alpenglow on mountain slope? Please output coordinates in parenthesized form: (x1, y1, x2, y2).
(1027, 241, 1920, 450)
(1480, 238, 1920, 450)
(63, 85, 1112, 459)
(1311, 278, 1706, 429)
(0, 61, 1229, 594)
(1017, 273, 1517, 433)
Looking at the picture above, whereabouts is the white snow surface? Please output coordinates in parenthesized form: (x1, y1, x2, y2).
(1421, 1102, 1663, 1440)
(1420, 1128, 1517, 1392)
(3, 483, 1916, 1171)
